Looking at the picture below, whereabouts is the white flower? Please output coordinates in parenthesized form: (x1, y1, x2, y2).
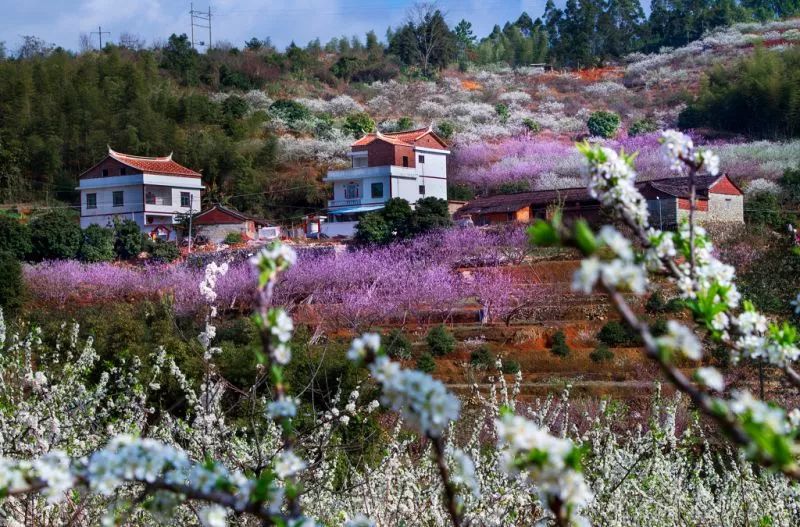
(660, 130, 693, 171)
(267, 398, 298, 419)
(449, 448, 480, 498)
(347, 333, 381, 361)
(598, 226, 634, 261)
(198, 505, 228, 527)
(270, 309, 294, 343)
(274, 450, 306, 479)
(272, 343, 292, 365)
(789, 408, 800, 427)
(33, 451, 74, 503)
(572, 257, 601, 294)
(344, 515, 375, 527)
(697, 149, 720, 176)
(791, 292, 800, 315)
(695, 367, 725, 392)
(656, 321, 702, 360)
(599, 259, 648, 294)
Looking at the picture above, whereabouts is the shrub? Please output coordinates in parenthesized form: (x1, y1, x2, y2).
(409, 197, 452, 235)
(149, 239, 181, 263)
(426, 325, 455, 357)
(470, 345, 493, 368)
(29, 210, 82, 261)
(385, 329, 412, 360)
(114, 219, 145, 260)
(417, 352, 436, 373)
(597, 321, 639, 347)
(495, 103, 510, 124)
(587, 110, 620, 138)
(224, 232, 245, 245)
(0, 215, 32, 260)
(0, 251, 24, 315)
(78, 224, 115, 263)
(396, 116, 414, 131)
(435, 120, 455, 139)
(745, 191, 784, 229)
(628, 117, 658, 137)
(501, 359, 521, 374)
(646, 290, 666, 313)
(522, 118, 541, 134)
(650, 318, 669, 338)
(270, 99, 310, 123)
(550, 330, 570, 358)
(589, 343, 614, 363)
(354, 212, 391, 245)
(343, 112, 376, 138)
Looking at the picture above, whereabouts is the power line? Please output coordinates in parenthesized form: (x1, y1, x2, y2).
(90, 26, 110, 49)
(190, 3, 212, 50)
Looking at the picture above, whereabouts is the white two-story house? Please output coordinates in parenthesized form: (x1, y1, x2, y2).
(322, 126, 451, 237)
(76, 147, 203, 241)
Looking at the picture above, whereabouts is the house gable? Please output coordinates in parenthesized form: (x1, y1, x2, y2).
(709, 174, 743, 196)
(193, 205, 250, 225)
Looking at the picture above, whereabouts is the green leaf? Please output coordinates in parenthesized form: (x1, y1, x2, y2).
(573, 220, 597, 255)
(528, 220, 559, 247)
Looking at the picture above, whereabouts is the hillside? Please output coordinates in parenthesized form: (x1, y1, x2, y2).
(1, 18, 799, 223)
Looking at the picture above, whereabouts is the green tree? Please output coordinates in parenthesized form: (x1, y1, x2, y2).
(410, 197, 452, 235)
(385, 329, 412, 360)
(550, 330, 571, 357)
(388, 7, 457, 75)
(343, 112, 376, 137)
(590, 343, 614, 362)
(29, 210, 81, 261)
(354, 212, 391, 245)
(0, 251, 24, 316)
(426, 324, 456, 356)
(78, 224, 115, 262)
(417, 352, 436, 373)
(148, 239, 181, 263)
(161, 34, 198, 85)
(587, 110, 621, 138)
(114, 219, 144, 260)
(0, 215, 32, 259)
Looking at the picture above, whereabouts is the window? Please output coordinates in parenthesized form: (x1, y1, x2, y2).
(402, 156, 409, 167)
(353, 155, 368, 168)
(419, 185, 426, 195)
(181, 192, 191, 208)
(371, 182, 384, 199)
(113, 191, 124, 207)
(86, 193, 97, 209)
(418, 155, 425, 164)
(120, 167, 127, 175)
(102, 169, 109, 177)
(344, 182, 360, 199)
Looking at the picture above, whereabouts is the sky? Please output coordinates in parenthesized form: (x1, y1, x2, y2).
(0, 0, 554, 53)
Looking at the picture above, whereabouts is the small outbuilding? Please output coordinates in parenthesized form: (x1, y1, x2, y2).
(192, 204, 276, 244)
(456, 174, 744, 229)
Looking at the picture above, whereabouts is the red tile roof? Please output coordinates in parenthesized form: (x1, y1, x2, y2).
(107, 148, 201, 177)
(351, 126, 448, 149)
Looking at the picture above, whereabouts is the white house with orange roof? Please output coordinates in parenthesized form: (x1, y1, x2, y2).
(76, 147, 204, 241)
(322, 126, 450, 236)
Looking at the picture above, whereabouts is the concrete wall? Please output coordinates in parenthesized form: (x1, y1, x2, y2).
(708, 193, 744, 223)
(195, 222, 254, 244)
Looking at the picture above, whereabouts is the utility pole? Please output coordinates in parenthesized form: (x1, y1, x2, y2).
(190, 3, 212, 50)
(187, 193, 194, 253)
(90, 26, 110, 49)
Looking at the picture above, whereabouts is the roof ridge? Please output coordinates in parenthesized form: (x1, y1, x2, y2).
(109, 146, 173, 161)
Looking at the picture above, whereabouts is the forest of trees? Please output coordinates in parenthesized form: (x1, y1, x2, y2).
(0, 0, 796, 211)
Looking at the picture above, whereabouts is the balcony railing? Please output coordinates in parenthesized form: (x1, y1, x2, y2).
(328, 198, 362, 207)
(146, 195, 172, 206)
